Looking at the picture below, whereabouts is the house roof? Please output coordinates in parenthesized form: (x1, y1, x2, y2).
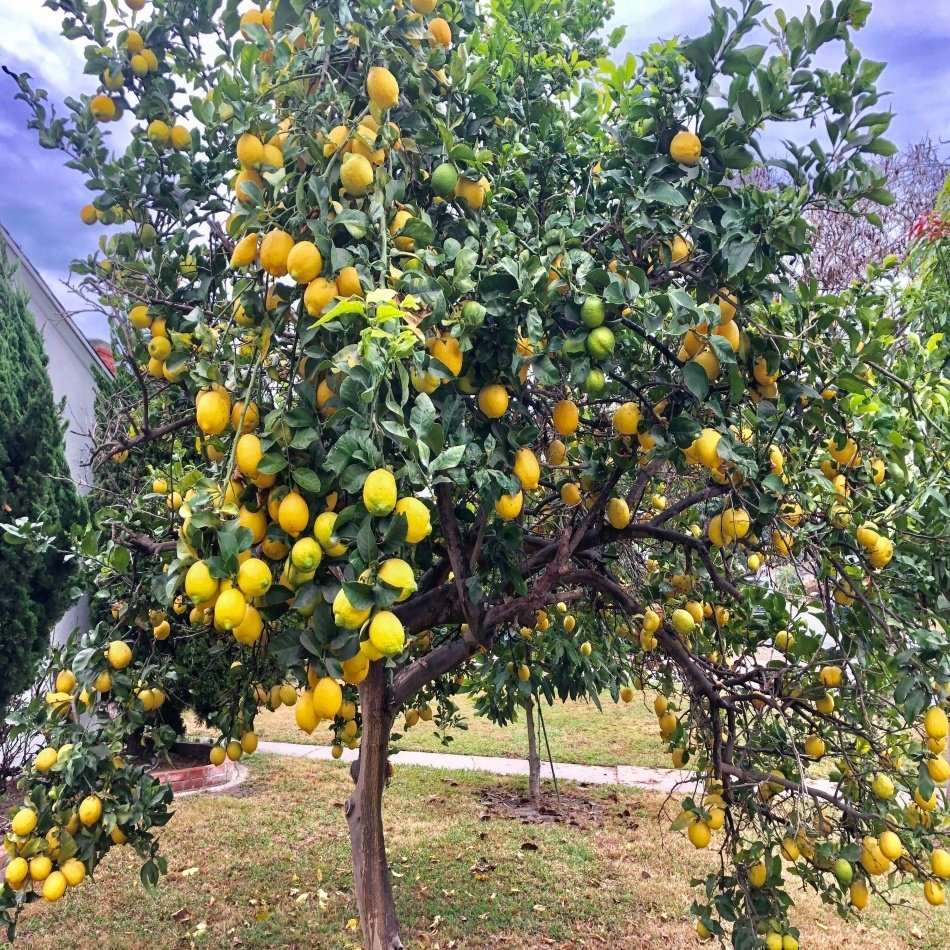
(0, 219, 113, 377)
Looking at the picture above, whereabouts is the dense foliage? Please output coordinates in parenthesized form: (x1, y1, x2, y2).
(0, 252, 85, 711)
(4, 1, 950, 948)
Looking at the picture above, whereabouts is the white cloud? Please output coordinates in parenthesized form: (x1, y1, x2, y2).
(0, 2, 88, 95)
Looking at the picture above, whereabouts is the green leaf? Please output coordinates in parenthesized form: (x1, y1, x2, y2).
(410, 393, 436, 440)
(292, 467, 322, 492)
(330, 210, 370, 238)
(866, 187, 895, 207)
(398, 217, 436, 247)
(644, 180, 687, 206)
(257, 453, 288, 475)
(683, 361, 710, 400)
(357, 517, 379, 564)
(341, 581, 375, 611)
(865, 138, 897, 157)
(431, 444, 466, 472)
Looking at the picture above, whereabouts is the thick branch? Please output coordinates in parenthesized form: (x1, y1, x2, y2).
(434, 483, 483, 647)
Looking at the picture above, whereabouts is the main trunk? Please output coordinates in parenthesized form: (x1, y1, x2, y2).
(525, 699, 541, 808)
(346, 661, 403, 950)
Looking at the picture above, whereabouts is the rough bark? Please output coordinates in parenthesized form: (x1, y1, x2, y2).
(346, 661, 403, 950)
(525, 699, 541, 808)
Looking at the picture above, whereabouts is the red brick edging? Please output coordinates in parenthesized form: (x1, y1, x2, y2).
(153, 754, 238, 796)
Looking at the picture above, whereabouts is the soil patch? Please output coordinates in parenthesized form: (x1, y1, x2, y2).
(477, 786, 606, 826)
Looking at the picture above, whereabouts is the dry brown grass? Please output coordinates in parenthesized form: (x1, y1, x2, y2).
(13, 755, 949, 949)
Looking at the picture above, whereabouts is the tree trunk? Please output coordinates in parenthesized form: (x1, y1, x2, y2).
(525, 698, 541, 808)
(346, 661, 403, 950)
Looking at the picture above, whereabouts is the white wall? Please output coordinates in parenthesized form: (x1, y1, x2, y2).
(1, 221, 108, 646)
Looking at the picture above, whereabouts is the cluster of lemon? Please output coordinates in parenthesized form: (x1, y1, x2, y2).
(42, 644, 135, 720)
(4, 786, 106, 904)
(689, 688, 950, 935)
(677, 287, 740, 384)
(88, 26, 189, 145)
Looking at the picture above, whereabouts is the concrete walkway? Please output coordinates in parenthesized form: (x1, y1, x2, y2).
(257, 740, 698, 793)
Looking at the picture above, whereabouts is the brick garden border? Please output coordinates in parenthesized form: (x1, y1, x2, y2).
(152, 744, 240, 796)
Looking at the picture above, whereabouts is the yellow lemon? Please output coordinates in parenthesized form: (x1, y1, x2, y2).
(90, 94, 117, 122)
(513, 448, 540, 490)
(561, 483, 581, 506)
(389, 208, 416, 251)
(195, 388, 231, 435)
(185, 560, 219, 603)
(236, 132, 264, 169)
(333, 588, 371, 629)
(552, 399, 579, 435)
(369, 611, 406, 656)
(291, 537, 323, 573)
(60, 858, 86, 887)
(340, 153, 375, 196)
(235, 433, 263, 478)
(312, 677, 343, 718)
(670, 130, 702, 165)
(687, 819, 711, 849)
(606, 498, 630, 529)
(229, 233, 259, 268)
(259, 229, 294, 277)
(495, 491, 523, 520)
(78, 794, 102, 827)
(342, 652, 370, 685)
(612, 402, 640, 435)
(42, 870, 68, 902)
(237, 557, 272, 597)
(214, 588, 247, 631)
(295, 690, 318, 733)
(925, 705, 949, 740)
(287, 241, 323, 284)
(314, 510, 348, 556)
(393, 497, 432, 543)
(278, 492, 310, 536)
(5, 857, 29, 889)
(336, 266, 363, 298)
(106, 640, 133, 670)
(232, 604, 263, 645)
(427, 336, 463, 377)
(366, 65, 399, 109)
(478, 383, 509, 418)
(748, 862, 767, 888)
(363, 468, 398, 516)
(378, 558, 416, 602)
(924, 880, 945, 906)
(234, 168, 264, 205)
(11, 808, 38, 837)
(303, 276, 339, 316)
(454, 175, 490, 210)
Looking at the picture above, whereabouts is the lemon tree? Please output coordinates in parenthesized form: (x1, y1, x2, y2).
(5, 0, 950, 948)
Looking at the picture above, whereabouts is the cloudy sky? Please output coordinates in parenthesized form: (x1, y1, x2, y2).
(0, 0, 948, 340)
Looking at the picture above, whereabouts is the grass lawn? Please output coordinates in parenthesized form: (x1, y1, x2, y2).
(15, 755, 949, 949)
(190, 691, 671, 768)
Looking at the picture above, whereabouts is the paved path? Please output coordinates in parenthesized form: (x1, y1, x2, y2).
(257, 740, 698, 793)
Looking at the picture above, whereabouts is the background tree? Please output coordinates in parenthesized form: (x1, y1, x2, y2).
(804, 139, 949, 291)
(464, 602, 637, 806)
(5, 3, 950, 950)
(0, 251, 85, 711)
